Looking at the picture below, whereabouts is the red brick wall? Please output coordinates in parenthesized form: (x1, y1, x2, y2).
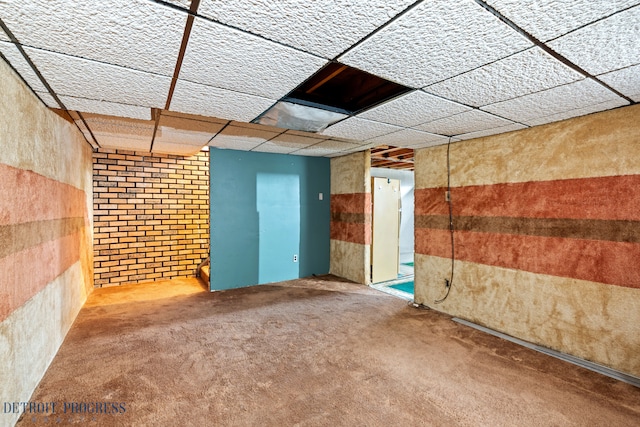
(93, 149, 209, 287)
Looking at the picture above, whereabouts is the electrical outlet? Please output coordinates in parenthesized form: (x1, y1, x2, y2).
(293, 254, 298, 262)
(445, 278, 450, 288)
(445, 191, 451, 202)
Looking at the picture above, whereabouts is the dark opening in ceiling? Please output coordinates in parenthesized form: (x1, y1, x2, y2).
(286, 62, 413, 114)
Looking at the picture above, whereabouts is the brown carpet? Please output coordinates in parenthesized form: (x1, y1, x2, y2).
(18, 276, 640, 426)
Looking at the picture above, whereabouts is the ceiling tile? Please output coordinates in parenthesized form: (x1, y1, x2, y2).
(481, 79, 628, 124)
(415, 109, 516, 136)
(35, 91, 59, 108)
(486, 0, 639, 42)
(153, 141, 204, 156)
(0, 0, 186, 76)
(208, 123, 280, 151)
(82, 114, 154, 151)
(357, 91, 471, 127)
(524, 99, 630, 127)
(271, 132, 327, 148)
(155, 114, 227, 148)
(321, 117, 402, 141)
(180, 18, 327, 99)
(197, 0, 416, 58)
(24, 47, 171, 109)
(425, 47, 584, 107)
(598, 64, 640, 102)
(455, 123, 528, 140)
(72, 118, 96, 145)
(163, 0, 192, 10)
(171, 79, 276, 123)
(366, 128, 448, 147)
(58, 96, 151, 120)
(251, 142, 298, 154)
(310, 139, 361, 151)
(548, 5, 640, 76)
(338, 0, 531, 88)
(0, 41, 49, 93)
(291, 147, 339, 157)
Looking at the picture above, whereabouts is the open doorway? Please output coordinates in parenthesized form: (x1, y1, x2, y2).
(369, 145, 415, 300)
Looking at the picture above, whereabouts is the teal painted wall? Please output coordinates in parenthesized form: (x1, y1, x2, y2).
(209, 148, 330, 290)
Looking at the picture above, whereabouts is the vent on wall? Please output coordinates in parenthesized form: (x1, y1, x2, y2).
(255, 63, 412, 132)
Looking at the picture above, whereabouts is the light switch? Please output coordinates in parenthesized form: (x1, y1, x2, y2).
(319, 192, 323, 200)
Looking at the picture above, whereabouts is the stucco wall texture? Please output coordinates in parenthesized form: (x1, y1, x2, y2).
(414, 104, 640, 377)
(330, 151, 371, 284)
(0, 58, 94, 426)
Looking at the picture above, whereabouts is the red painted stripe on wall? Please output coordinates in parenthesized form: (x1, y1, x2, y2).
(416, 228, 640, 288)
(331, 193, 372, 214)
(0, 163, 87, 226)
(330, 221, 372, 245)
(0, 233, 81, 322)
(416, 175, 640, 220)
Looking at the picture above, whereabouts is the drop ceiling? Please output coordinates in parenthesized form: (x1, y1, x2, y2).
(0, 0, 637, 162)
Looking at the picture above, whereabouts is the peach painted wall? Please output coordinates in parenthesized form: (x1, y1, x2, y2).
(0, 58, 93, 426)
(414, 105, 640, 377)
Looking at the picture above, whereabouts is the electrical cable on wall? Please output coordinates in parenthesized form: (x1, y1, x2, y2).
(435, 137, 455, 304)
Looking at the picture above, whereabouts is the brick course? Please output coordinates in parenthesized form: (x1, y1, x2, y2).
(93, 149, 209, 287)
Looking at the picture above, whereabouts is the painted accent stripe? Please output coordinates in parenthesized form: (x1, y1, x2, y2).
(330, 221, 371, 245)
(415, 175, 640, 220)
(0, 163, 87, 226)
(0, 217, 86, 258)
(0, 233, 82, 322)
(416, 215, 640, 244)
(415, 228, 640, 288)
(331, 193, 372, 214)
(331, 212, 372, 224)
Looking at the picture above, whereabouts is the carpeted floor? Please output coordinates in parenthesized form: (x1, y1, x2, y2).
(17, 276, 640, 426)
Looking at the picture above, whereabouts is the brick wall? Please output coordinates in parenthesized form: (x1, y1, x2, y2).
(93, 149, 209, 287)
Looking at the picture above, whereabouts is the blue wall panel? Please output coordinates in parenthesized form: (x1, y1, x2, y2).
(210, 149, 330, 290)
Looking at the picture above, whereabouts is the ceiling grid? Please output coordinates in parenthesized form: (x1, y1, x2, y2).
(0, 0, 636, 161)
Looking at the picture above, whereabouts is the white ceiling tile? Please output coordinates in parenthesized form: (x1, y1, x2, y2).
(171, 79, 276, 123)
(598, 64, 640, 102)
(180, 18, 327, 99)
(367, 128, 448, 147)
(405, 139, 450, 149)
(321, 117, 402, 141)
(0, 28, 8, 41)
(163, 0, 192, 10)
(0, 41, 49, 93)
(357, 91, 471, 127)
(291, 147, 339, 157)
(455, 123, 528, 140)
(338, 0, 532, 88)
(156, 114, 227, 146)
(153, 141, 204, 156)
(271, 133, 327, 149)
(197, 0, 416, 58)
(310, 139, 360, 151)
(425, 47, 584, 107)
(208, 124, 280, 151)
(524, 99, 630, 127)
(548, 6, 640, 76)
(34, 91, 59, 108)
(83, 115, 154, 151)
(58, 96, 151, 120)
(486, 0, 639, 42)
(251, 142, 297, 154)
(481, 79, 628, 123)
(0, 0, 186, 75)
(415, 109, 516, 136)
(24, 47, 171, 108)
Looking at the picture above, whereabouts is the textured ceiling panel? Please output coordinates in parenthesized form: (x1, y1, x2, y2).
(0, 0, 186, 75)
(339, 0, 531, 88)
(455, 123, 528, 140)
(157, 114, 227, 146)
(197, 0, 416, 58)
(163, 0, 192, 10)
(153, 141, 204, 156)
(310, 139, 361, 151)
(524, 99, 630, 127)
(83, 115, 154, 151)
(180, 18, 327, 99)
(599, 64, 640, 102)
(366, 128, 448, 147)
(251, 142, 298, 154)
(321, 117, 402, 141)
(357, 91, 470, 127)
(35, 91, 59, 108)
(548, 6, 640, 75)
(486, 0, 639, 42)
(291, 146, 340, 157)
(0, 41, 49, 93)
(58, 96, 151, 120)
(208, 124, 280, 151)
(415, 109, 516, 136)
(24, 47, 171, 108)
(481, 79, 628, 124)
(171, 80, 275, 123)
(270, 133, 327, 149)
(425, 47, 584, 107)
